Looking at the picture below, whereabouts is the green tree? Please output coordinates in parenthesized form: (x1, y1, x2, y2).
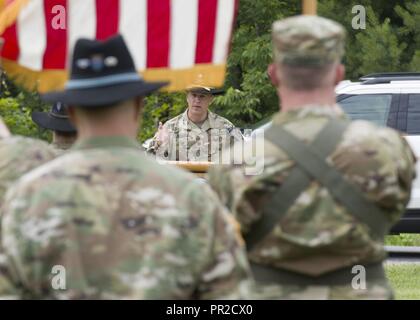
(395, 1, 420, 70)
(0, 71, 50, 140)
(319, 0, 420, 79)
(354, 8, 406, 75)
(140, 92, 185, 142)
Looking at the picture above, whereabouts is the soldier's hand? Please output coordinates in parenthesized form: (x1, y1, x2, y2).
(155, 122, 169, 147)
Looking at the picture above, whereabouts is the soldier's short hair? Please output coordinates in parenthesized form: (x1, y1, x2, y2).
(279, 63, 336, 90)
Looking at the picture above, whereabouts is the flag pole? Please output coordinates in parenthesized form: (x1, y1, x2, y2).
(0, 0, 29, 35)
(302, 0, 317, 15)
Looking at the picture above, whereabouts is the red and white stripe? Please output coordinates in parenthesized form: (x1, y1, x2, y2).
(1, 0, 237, 71)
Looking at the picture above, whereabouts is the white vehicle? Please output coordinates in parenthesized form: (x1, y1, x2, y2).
(255, 73, 420, 233)
(336, 73, 420, 233)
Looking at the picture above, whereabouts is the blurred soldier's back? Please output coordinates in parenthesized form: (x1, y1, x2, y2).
(0, 117, 56, 204)
(208, 15, 416, 299)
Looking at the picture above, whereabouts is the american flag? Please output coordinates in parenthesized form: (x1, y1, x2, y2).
(0, 0, 238, 92)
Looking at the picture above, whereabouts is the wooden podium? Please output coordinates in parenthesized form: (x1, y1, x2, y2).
(163, 161, 212, 178)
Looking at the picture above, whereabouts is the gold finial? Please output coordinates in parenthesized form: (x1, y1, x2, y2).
(302, 0, 317, 15)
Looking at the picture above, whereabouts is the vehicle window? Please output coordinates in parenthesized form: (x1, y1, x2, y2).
(339, 94, 392, 126)
(407, 95, 420, 135)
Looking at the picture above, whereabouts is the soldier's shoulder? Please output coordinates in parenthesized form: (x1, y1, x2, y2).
(210, 112, 235, 128)
(340, 120, 415, 172)
(13, 150, 80, 186)
(345, 120, 407, 149)
(142, 155, 198, 183)
(15, 147, 198, 193)
(1, 135, 51, 149)
(0, 135, 56, 162)
(163, 113, 184, 129)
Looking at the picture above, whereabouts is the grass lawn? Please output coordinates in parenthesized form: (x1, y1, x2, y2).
(384, 233, 420, 299)
(385, 234, 420, 246)
(385, 263, 420, 300)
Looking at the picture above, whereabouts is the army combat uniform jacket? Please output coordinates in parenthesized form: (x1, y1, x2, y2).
(51, 141, 74, 156)
(209, 105, 416, 299)
(0, 136, 252, 299)
(148, 110, 243, 162)
(0, 135, 57, 204)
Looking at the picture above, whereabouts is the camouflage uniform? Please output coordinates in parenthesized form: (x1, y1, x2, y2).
(51, 141, 73, 155)
(0, 136, 252, 299)
(148, 110, 243, 162)
(0, 135, 57, 203)
(208, 15, 417, 300)
(52, 141, 73, 151)
(0, 135, 57, 297)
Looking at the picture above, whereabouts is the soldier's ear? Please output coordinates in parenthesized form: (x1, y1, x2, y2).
(133, 97, 144, 120)
(334, 63, 345, 86)
(67, 106, 78, 126)
(268, 63, 280, 87)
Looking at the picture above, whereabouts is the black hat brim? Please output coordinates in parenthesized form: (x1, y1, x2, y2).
(187, 88, 225, 96)
(31, 112, 77, 133)
(210, 89, 225, 96)
(41, 80, 168, 107)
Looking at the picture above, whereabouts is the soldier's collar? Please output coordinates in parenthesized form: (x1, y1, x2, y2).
(205, 111, 216, 130)
(273, 104, 348, 125)
(181, 109, 191, 129)
(72, 136, 140, 150)
(52, 141, 73, 150)
(183, 109, 214, 131)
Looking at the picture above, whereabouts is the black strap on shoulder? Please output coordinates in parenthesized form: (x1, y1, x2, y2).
(245, 120, 389, 251)
(250, 262, 385, 286)
(244, 121, 348, 250)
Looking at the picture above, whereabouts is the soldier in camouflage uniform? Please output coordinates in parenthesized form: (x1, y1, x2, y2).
(31, 102, 77, 154)
(147, 85, 243, 162)
(208, 15, 416, 299)
(0, 117, 57, 204)
(0, 42, 56, 204)
(0, 35, 252, 299)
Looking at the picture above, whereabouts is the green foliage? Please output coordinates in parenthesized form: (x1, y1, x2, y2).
(319, 0, 420, 80)
(354, 11, 406, 75)
(395, 2, 420, 70)
(0, 71, 51, 141)
(139, 92, 186, 142)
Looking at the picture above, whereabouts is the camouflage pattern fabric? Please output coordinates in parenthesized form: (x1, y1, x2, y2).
(0, 135, 57, 298)
(0, 136, 252, 299)
(0, 135, 57, 204)
(148, 110, 243, 162)
(51, 141, 74, 153)
(250, 279, 394, 300)
(272, 15, 346, 66)
(208, 105, 416, 299)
